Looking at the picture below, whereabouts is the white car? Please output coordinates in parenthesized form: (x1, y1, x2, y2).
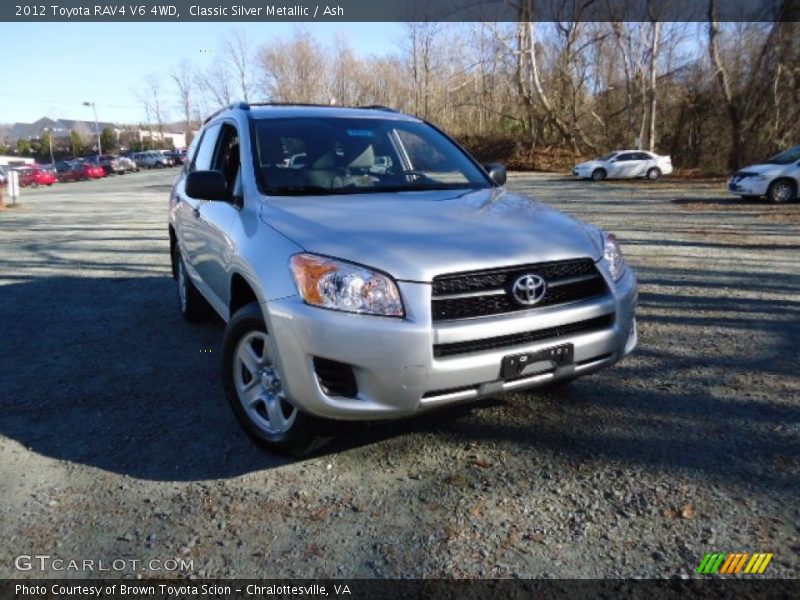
(572, 150, 673, 181)
(133, 151, 173, 169)
(728, 145, 800, 204)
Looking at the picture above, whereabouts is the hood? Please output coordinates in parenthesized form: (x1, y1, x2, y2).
(735, 163, 785, 176)
(261, 188, 601, 282)
(574, 160, 605, 170)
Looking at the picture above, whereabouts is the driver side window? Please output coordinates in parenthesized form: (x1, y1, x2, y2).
(190, 123, 221, 173)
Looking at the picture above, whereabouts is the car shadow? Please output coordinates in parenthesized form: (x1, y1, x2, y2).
(670, 196, 769, 206)
(0, 276, 294, 480)
(0, 275, 502, 481)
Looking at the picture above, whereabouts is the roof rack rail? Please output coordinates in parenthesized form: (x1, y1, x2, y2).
(246, 102, 334, 108)
(358, 105, 398, 112)
(203, 102, 401, 123)
(203, 100, 250, 123)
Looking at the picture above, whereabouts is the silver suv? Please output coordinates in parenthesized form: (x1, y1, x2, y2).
(169, 103, 638, 454)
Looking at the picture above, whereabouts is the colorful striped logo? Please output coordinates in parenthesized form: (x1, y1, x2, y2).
(696, 552, 773, 574)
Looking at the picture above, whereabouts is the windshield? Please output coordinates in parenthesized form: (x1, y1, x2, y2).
(767, 145, 800, 165)
(253, 117, 491, 196)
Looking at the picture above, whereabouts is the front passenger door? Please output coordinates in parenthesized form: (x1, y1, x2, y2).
(194, 122, 241, 309)
(610, 153, 637, 178)
(175, 123, 221, 285)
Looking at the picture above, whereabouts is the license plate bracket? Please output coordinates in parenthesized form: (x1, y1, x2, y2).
(500, 343, 574, 380)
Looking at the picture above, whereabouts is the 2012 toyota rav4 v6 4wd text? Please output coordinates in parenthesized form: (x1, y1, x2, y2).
(169, 103, 638, 454)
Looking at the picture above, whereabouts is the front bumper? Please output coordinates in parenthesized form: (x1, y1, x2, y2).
(728, 177, 768, 196)
(266, 268, 637, 420)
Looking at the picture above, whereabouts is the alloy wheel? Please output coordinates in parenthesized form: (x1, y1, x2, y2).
(233, 331, 297, 435)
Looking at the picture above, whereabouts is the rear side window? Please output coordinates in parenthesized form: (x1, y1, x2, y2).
(190, 123, 221, 172)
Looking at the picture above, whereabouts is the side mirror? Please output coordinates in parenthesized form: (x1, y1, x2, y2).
(185, 170, 228, 200)
(484, 163, 507, 186)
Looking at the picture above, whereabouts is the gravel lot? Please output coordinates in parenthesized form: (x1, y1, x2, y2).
(0, 170, 798, 579)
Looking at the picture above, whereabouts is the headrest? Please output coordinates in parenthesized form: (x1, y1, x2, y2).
(348, 145, 375, 169)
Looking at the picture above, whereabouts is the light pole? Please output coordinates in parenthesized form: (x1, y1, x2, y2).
(43, 127, 55, 166)
(83, 101, 101, 155)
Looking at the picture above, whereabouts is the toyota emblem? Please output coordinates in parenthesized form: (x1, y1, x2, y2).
(511, 274, 547, 306)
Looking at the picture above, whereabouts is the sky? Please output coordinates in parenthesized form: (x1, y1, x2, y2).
(0, 22, 405, 125)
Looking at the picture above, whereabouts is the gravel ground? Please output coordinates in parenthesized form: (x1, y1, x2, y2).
(0, 170, 797, 579)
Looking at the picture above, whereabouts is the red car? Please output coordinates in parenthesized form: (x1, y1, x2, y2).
(80, 162, 105, 179)
(16, 165, 57, 188)
(55, 161, 101, 181)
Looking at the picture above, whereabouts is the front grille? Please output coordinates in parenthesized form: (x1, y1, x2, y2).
(431, 258, 607, 321)
(313, 357, 358, 398)
(433, 314, 614, 358)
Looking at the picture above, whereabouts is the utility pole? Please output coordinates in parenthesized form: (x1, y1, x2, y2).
(44, 127, 55, 166)
(83, 101, 102, 155)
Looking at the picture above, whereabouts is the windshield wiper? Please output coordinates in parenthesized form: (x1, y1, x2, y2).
(265, 185, 338, 196)
(264, 183, 486, 196)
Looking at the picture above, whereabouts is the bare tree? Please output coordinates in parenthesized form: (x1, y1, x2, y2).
(222, 29, 256, 102)
(258, 28, 328, 103)
(171, 60, 195, 145)
(195, 60, 233, 110)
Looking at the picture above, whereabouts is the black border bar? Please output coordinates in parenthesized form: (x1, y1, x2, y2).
(2, 0, 796, 23)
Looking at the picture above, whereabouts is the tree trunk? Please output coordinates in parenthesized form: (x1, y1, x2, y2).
(647, 21, 660, 152)
(708, 1, 743, 170)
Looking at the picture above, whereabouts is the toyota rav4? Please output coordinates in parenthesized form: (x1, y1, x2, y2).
(168, 103, 638, 454)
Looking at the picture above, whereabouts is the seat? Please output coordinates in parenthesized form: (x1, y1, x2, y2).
(303, 151, 338, 189)
(334, 144, 377, 188)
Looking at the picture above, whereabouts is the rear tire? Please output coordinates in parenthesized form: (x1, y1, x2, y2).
(175, 251, 211, 323)
(767, 179, 796, 204)
(222, 303, 320, 456)
(646, 167, 661, 181)
(591, 168, 606, 181)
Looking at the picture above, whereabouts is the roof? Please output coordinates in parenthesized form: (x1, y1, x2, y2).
(209, 102, 419, 123)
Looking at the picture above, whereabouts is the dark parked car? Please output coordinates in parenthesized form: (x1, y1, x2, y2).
(56, 161, 83, 182)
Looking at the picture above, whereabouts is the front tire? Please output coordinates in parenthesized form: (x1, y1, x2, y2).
(591, 168, 606, 181)
(646, 167, 661, 180)
(175, 251, 211, 322)
(222, 303, 319, 455)
(767, 179, 796, 204)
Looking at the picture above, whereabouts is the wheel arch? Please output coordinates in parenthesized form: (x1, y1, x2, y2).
(168, 225, 178, 279)
(230, 272, 260, 317)
(773, 176, 798, 191)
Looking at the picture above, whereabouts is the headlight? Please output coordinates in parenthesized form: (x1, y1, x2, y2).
(602, 233, 627, 281)
(290, 253, 404, 317)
